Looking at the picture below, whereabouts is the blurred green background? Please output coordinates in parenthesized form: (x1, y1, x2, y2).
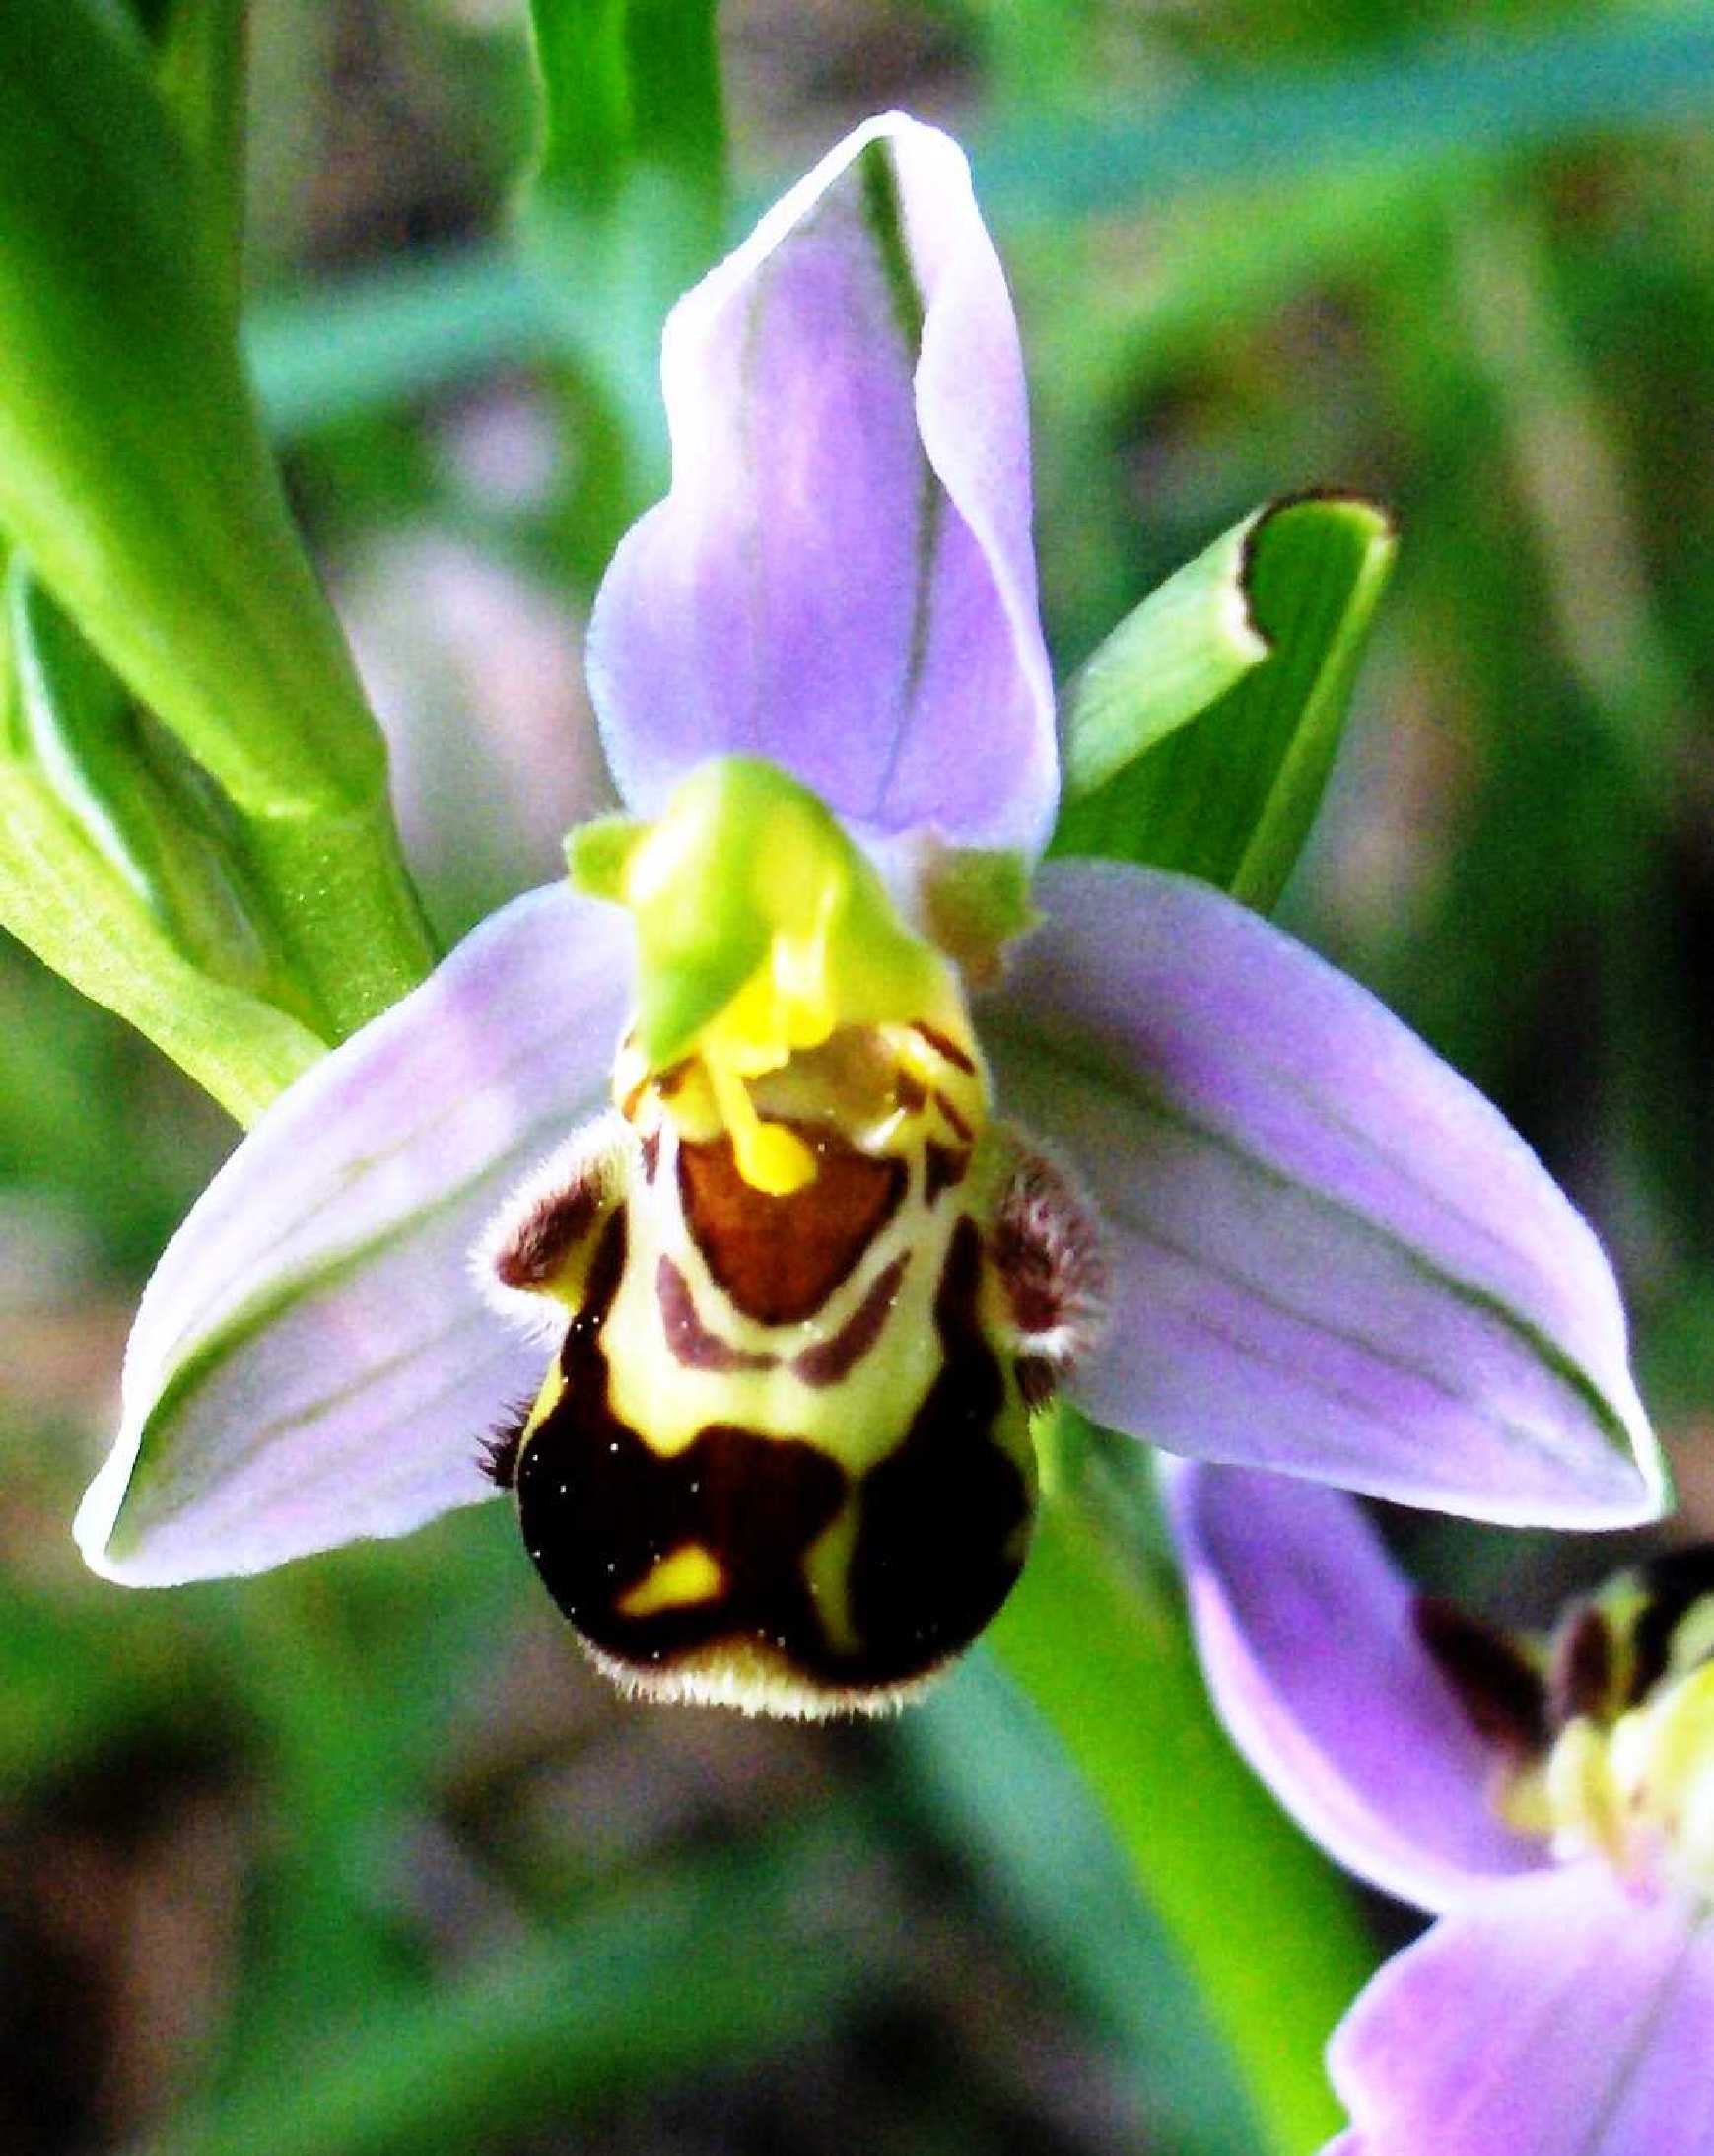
(7, 2, 1714, 2150)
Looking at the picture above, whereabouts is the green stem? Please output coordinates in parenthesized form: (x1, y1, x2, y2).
(989, 1485, 1373, 2156)
(235, 809, 437, 1042)
(151, 0, 250, 313)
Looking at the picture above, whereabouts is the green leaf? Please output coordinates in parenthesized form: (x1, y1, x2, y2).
(519, 0, 725, 492)
(153, 1810, 894, 2156)
(0, 0, 434, 1040)
(1053, 494, 1396, 911)
(903, 1651, 1262, 2155)
(144, 0, 249, 310)
(1060, 507, 1272, 801)
(987, 1449, 1373, 2156)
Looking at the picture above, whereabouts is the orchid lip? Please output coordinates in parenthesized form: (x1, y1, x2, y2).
(79, 836, 1668, 1599)
(468, 763, 1115, 1715)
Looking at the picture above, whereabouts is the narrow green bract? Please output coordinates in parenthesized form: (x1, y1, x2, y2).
(1054, 494, 1396, 909)
(1059, 507, 1272, 800)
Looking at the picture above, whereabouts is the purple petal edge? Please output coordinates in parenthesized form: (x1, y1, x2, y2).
(1163, 1461, 1543, 1913)
(76, 883, 634, 1584)
(586, 112, 1058, 858)
(982, 858, 1664, 1529)
(1329, 1867, 1714, 2156)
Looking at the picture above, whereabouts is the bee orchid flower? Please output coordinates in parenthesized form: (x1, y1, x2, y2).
(77, 114, 1664, 1716)
(1168, 1461, 1714, 2156)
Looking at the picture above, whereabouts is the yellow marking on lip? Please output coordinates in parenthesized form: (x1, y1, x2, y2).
(802, 1499, 862, 1655)
(616, 1542, 726, 1618)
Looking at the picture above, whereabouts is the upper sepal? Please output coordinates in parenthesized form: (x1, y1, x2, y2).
(585, 112, 1058, 858)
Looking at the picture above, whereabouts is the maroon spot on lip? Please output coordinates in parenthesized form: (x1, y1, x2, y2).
(932, 1090, 973, 1144)
(992, 1207, 1064, 1334)
(793, 1255, 910, 1387)
(1003, 1271, 1061, 1338)
(640, 1129, 661, 1182)
(924, 1141, 969, 1209)
(991, 1154, 1105, 1359)
(910, 1021, 977, 1075)
(657, 1258, 778, 1373)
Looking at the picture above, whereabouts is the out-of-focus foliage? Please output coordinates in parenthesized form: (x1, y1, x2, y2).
(8, 2, 1714, 2152)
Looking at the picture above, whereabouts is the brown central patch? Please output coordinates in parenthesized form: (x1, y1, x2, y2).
(677, 1127, 906, 1325)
